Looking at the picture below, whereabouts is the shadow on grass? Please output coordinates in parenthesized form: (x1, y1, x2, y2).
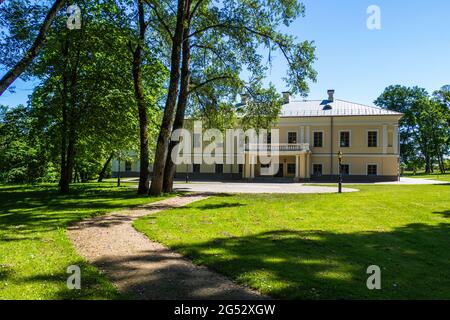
(434, 210, 450, 218)
(22, 260, 121, 300)
(0, 184, 160, 234)
(156, 223, 450, 299)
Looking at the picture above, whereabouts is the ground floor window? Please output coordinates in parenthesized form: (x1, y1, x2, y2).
(340, 164, 350, 175)
(238, 164, 243, 173)
(367, 164, 378, 176)
(287, 163, 296, 174)
(125, 161, 132, 171)
(193, 164, 200, 173)
(313, 164, 323, 176)
(215, 164, 223, 173)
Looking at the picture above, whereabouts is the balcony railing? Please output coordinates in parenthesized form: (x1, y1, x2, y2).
(245, 143, 310, 152)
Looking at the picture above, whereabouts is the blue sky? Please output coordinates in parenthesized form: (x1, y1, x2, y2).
(1, 0, 450, 107)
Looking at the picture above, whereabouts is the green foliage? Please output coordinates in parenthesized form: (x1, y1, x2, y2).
(375, 85, 450, 172)
(0, 183, 172, 299)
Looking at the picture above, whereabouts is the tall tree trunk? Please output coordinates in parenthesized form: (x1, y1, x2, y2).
(59, 41, 69, 190)
(59, 41, 80, 194)
(149, 0, 186, 196)
(0, 0, 66, 95)
(133, 0, 150, 194)
(98, 153, 114, 182)
(163, 0, 191, 193)
(425, 154, 432, 174)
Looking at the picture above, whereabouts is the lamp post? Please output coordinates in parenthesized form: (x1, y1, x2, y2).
(338, 151, 343, 193)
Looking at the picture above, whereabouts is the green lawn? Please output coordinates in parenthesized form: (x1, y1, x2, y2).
(134, 184, 450, 299)
(0, 183, 170, 299)
(403, 171, 450, 182)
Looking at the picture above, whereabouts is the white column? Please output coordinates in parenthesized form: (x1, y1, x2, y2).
(305, 126, 310, 145)
(393, 125, 399, 155)
(250, 155, 255, 178)
(382, 125, 388, 154)
(295, 155, 299, 178)
(300, 126, 305, 143)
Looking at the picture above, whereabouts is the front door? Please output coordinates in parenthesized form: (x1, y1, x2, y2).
(275, 164, 284, 177)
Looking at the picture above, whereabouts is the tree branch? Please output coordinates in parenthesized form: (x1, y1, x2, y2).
(188, 75, 234, 94)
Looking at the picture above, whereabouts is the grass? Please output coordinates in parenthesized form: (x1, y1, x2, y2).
(402, 171, 450, 182)
(0, 183, 171, 299)
(134, 184, 450, 299)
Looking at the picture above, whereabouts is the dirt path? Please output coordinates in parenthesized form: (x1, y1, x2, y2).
(67, 194, 264, 299)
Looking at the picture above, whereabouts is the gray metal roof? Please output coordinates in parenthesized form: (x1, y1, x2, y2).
(280, 99, 402, 117)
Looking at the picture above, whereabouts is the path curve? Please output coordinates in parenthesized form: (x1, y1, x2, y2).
(68, 194, 265, 299)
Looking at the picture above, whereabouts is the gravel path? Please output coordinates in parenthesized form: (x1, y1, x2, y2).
(67, 194, 265, 300)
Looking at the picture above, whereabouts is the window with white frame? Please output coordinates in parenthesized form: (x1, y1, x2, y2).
(288, 132, 297, 144)
(287, 163, 296, 174)
(313, 131, 323, 148)
(340, 164, 350, 175)
(267, 132, 272, 144)
(367, 164, 378, 176)
(368, 131, 378, 147)
(340, 131, 350, 147)
(313, 164, 323, 176)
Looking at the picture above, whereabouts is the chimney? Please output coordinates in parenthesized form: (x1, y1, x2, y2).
(282, 91, 291, 104)
(241, 93, 249, 105)
(327, 89, 335, 102)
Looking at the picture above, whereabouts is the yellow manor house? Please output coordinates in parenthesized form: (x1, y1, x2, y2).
(113, 90, 403, 182)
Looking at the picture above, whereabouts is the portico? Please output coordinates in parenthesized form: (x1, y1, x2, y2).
(243, 143, 312, 181)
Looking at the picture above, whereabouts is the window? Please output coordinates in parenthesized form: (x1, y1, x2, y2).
(368, 131, 378, 147)
(266, 132, 272, 144)
(313, 131, 323, 148)
(388, 132, 393, 147)
(238, 164, 243, 173)
(215, 164, 223, 173)
(313, 164, 323, 176)
(340, 131, 350, 147)
(340, 164, 350, 175)
(287, 163, 296, 174)
(125, 161, 132, 171)
(193, 164, 200, 173)
(288, 132, 297, 144)
(367, 164, 377, 176)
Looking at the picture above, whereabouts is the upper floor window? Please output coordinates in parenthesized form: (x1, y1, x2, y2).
(340, 131, 350, 148)
(368, 131, 378, 147)
(313, 132, 323, 148)
(288, 132, 297, 144)
(267, 132, 272, 144)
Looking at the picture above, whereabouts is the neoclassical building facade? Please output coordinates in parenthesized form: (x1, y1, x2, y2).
(113, 90, 403, 182)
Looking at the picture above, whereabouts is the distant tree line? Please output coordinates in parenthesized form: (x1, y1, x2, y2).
(375, 85, 450, 174)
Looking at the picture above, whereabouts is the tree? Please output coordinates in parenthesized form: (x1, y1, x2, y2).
(0, 1, 166, 192)
(0, 0, 66, 95)
(148, 0, 317, 195)
(375, 85, 450, 173)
